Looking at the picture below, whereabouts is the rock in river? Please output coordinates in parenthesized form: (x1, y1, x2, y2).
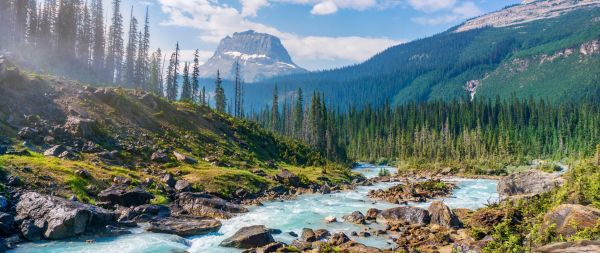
(147, 216, 221, 236)
(497, 170, 563, 200)
(98, 185, 154, 207)
(428, 201, 462, 228)
(378, 206, 430, 225)
(16, 192, 115, 240)
(220, 225, 275, 249)
(342, 211, 366, 224)
(175, 192, 248, 219)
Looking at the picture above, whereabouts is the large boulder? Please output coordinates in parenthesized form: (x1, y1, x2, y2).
(146, 216, 221, 236)
(327, 232, 350, 246)
(378, 206, 430, 225)
(43, 145, 67, 157)
(220, 225, 275, 249)
(173, 151, 197, 164)
(16, 192, 115, 240)
(542, 204, 600, 238)
(97, 185, 154, 207)
(342, 211, 366, 224)
(0, 212, 14, 236)
(497, 170, 563, 200)
(175, 192, 248, 219)
(62, 116, 98, 139)
(428, 201, 462, 228)
(275, 169, 301, 187)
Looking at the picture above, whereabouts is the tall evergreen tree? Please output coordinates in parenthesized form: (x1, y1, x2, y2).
(201, 86, 206, 106)
(294, 88, 304, 139)
(214, 70, 226, 112)
(165, 52, 177, 101)
(123, 6, 137, 87)
(90, 0, 105, 76)
(26, 0, 39, 45)
(271, 85, 279, 131)
(192, 49, 200, 103)
(77, 1, 92, 66)
(55, 0, 78, 59)
(148, 48, 163, 96)
(181, 62, 192, 101)
(106, 0, 124, 83)
(234, 61, 243, 117)
(135, 7, 150, 89)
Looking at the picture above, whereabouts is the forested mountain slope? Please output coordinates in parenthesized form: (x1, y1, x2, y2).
(243, 4, 600, 108)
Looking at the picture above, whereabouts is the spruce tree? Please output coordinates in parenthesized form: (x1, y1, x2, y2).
(294, 88, 304, 139)
(165, 52, 177, 101)
(181, 62, 192, 101)
(148, 48, 163, 96)
(91, 0, 105, 76)
(77, 1, 92, 66)
(106, 0, 124, 83)
(214, 70, 226, 112)
(192, 49, 200, 103)
(124, 7, 138, 87)
(271, 85, 279, 131)
(135, 7, 150, 89)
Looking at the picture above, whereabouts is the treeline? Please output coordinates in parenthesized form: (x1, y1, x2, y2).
(252, 90, 600, 163)
(0, 0, 231, 107)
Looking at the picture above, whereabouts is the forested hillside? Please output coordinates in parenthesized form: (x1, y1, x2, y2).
(243, 7, 600, 108)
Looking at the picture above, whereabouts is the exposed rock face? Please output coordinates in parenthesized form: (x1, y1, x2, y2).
(536, 240, 600, 253)
(16, 192, 115, 240)
(497, 170, 564, 200)
(428, 201, 462, 228)
(43, 145, 67, 157)
(378, 206, 430, 225)
(97, 185, 154, 207)
(146, 216, 221, 236)
(198, 30, 307, 82)
(342, 211, 366, 224)
(220, 225, 275, 248)
(175, 192, 248, 219)
(542, 204, 600, 238)
(456, 0, 600, 32)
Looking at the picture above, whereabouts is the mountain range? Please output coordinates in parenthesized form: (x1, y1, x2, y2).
(197, 30, 306, 82)
(235, 0, 600, 108)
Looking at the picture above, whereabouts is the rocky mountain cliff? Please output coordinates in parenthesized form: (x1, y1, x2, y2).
(198, 30, 307, 82)
(455, 0, 600, 32)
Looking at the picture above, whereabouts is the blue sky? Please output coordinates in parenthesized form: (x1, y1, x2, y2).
(112, 0, 521, 71)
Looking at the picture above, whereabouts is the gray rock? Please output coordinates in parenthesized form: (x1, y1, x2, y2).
(301, 228, 316, 242)
(536, 240, 600, 253)
(162, 174, 176, 187)
(75, 169, 92, 179)
(275, 169, 301, 187)
(0, 196, 9, 212)
(174, 180, 191, 192)
(220, 225, 275, 249)
(151, 152, 169, 163)
(0, 212, 14, 235)
(378, 206, 430, 225)
(327, 232, 350, 246)
(20, 219, 43, 241)
(173, 151, 197, 164)
(428, 201, 462, 228)
(43, 145, 67, 157)
(497, 170, 564, 200)
(98, 185, 154, 207)
(342, 211, 366, 224)
(175, 192, 248, 219)
(147, 216, 221, 236)
(16, 192, 115, 240)
(63, 117, 97, 138)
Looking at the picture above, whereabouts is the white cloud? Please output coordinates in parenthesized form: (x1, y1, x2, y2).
(407, 0, 456, 12)
(311, 1, 338, 15)
(157, 0, 402, 69)
(411, 1, 483, 25)
(240, 0, 270, 17)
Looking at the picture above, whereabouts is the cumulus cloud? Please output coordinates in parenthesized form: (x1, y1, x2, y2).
(407, 0, 456, 12)
(311, 1, 338, 15)
(410, 1, 483, 25)
(240, 0, 270, 17)
(157, 0, 401, 69)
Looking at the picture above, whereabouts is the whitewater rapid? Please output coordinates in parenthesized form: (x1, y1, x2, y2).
(10, 165, 499, 253)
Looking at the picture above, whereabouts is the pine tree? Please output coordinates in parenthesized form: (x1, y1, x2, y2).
(192, 49, 200, 103)
(55, 0, 78, 59)
(135, 7, 150, 89)
(77, 1, 92, 66)
(13, 0, 28, 42)
(294, 88, 304, 139)
(201, 86, 206, 105)
(214, 70, 226, 112)
(123, 6, 137, 87)
(234, 61, 243, 117)
(90, 0, 105, 76)
(106, 0, 124, 83)
(271, 85, 279, 131)
(181, 62, 192, 101)
(165, 52, 177, 101)
(148, 49, 163, 96)
(26, 0, 39, 45)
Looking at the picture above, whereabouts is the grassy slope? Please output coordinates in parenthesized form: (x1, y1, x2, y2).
(0, 67, 355, 203)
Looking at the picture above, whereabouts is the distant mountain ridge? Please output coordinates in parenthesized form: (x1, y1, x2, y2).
(198, 30, 307, 82)
(238, 0, 600, 108)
